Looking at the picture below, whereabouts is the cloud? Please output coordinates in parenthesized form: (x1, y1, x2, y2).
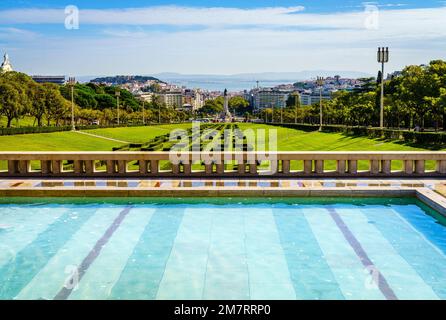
(0, 5, 306, 26)
(1, 5, 446, 75)
(0, 27, 38, 41)
(361, 2, 408, 8)
(0, 4, 444, 35)
(85, 5, 446, 46)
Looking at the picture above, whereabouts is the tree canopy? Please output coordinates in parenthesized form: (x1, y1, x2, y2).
(0, 72, 191, 127)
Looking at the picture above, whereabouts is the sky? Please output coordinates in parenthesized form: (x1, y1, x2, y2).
(0, 0, 445, 77)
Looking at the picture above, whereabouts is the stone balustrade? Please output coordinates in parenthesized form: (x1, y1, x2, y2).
(1, 151, 446, 177)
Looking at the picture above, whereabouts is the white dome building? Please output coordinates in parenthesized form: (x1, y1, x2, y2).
(0, 53, 13, 73)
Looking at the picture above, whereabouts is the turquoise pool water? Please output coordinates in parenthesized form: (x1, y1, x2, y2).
(0, 198, 445, 300)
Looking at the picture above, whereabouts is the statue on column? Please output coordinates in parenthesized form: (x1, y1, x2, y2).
(219, 88, 232, 122)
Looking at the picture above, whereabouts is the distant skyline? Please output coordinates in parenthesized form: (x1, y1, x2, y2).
(0, 1, 445, 76)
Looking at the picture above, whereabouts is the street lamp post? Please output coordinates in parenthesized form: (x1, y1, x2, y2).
(294, 93, 298, 124)
(271, 103, 274, 123)
(317, 76, 324, 131)
(280, 104, 283, 124)
(68, 77, 76, 131)
(142, 100, 145, 125)
(377, 47, 389, 128)
(115, 90, 121, 125)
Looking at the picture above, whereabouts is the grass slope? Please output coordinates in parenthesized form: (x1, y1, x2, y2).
(0, 123, 443, 170)
(0, 123, 441, 154)
(0, 131, 117, 151)
(237, 123, 431, 152)
(84, 124, 192, 144)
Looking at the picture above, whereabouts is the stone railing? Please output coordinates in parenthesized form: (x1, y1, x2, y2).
(1, 151, 446, 178)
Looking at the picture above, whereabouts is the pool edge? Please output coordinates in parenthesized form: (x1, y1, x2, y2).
(1, 186, 445, 217)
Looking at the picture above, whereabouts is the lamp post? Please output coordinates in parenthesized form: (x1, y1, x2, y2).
(280, 103, 283, 124)
(377, 47, 389, 128)
(68, 77, 76, 131)
(271, 103, 274, 123)
(317, 76, 324, 131)
(115, 89, 120, 125)
(294, 93, 298, 124)
(142, 100, 145, 125)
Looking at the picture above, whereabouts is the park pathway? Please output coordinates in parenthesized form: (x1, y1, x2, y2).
(74, 130, 130, 144)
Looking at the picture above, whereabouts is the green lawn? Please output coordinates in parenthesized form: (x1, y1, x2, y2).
(0, 121, 440, 153)
(84, 124, 193, 144)
(0, 131, 117, 151)
(236, 123, 433, 152)
(236, 123, 443, 171)
(0, 122, 443, 171)
(0, 122, 441, 152)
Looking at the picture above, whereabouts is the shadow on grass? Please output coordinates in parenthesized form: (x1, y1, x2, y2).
(391, 140, 446, 151)
(341, 132, 446, 150)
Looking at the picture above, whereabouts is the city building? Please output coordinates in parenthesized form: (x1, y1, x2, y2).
(32, 76, 66, 85)
(157, 91, 183, 108)
(300, 91, 332, 106)
(243, 90, 253, 106)
(177, 103, 193, 112)
(192, 90, 204, 110)
(252, 88, 290, 110)
(0, 53, 13, 73)
(135, 92, 154, 103)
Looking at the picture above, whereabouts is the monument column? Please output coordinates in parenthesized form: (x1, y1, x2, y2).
(220, 88, 232, 122)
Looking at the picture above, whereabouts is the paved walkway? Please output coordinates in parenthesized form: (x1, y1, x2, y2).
(75, 130, 130, 144)
(1, 178, 443, 190)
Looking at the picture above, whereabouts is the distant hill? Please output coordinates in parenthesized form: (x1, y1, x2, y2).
(90, 75, 164, 85)
(154, 71, 372, 81)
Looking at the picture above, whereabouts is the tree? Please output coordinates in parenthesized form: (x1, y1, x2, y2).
(44, 83, 70, 126)
(74, 88, 98, 110)
(102, 108, 116, 125)
(397, 65, 433, 129)
(30, 84, 47, 126)
(286, 92, 301, 123)
(0, 83, 21, 127)
(229, 96, 250, 115)
(79, 108, 102, 125)
(95, 94, 116, 110)
(198, 98, 224, 116)
(286, 92, 300, 108)
(354, 77, 377, 94)
(0, 71, 32, 126)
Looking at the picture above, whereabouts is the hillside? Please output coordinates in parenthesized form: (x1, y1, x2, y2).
(90, 75, 164, 85)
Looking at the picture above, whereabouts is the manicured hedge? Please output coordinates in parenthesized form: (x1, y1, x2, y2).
(0, 125, 73, 136)
(269, 123, 446, 146)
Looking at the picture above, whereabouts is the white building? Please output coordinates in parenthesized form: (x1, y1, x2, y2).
(135, 92, 155, 103)
(192, 90, 204, 110)
(0, 53, 13, 73)
(300, 92, 332, 106)
(157, 91, 183, 108)
(253, 88, 290, 110)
